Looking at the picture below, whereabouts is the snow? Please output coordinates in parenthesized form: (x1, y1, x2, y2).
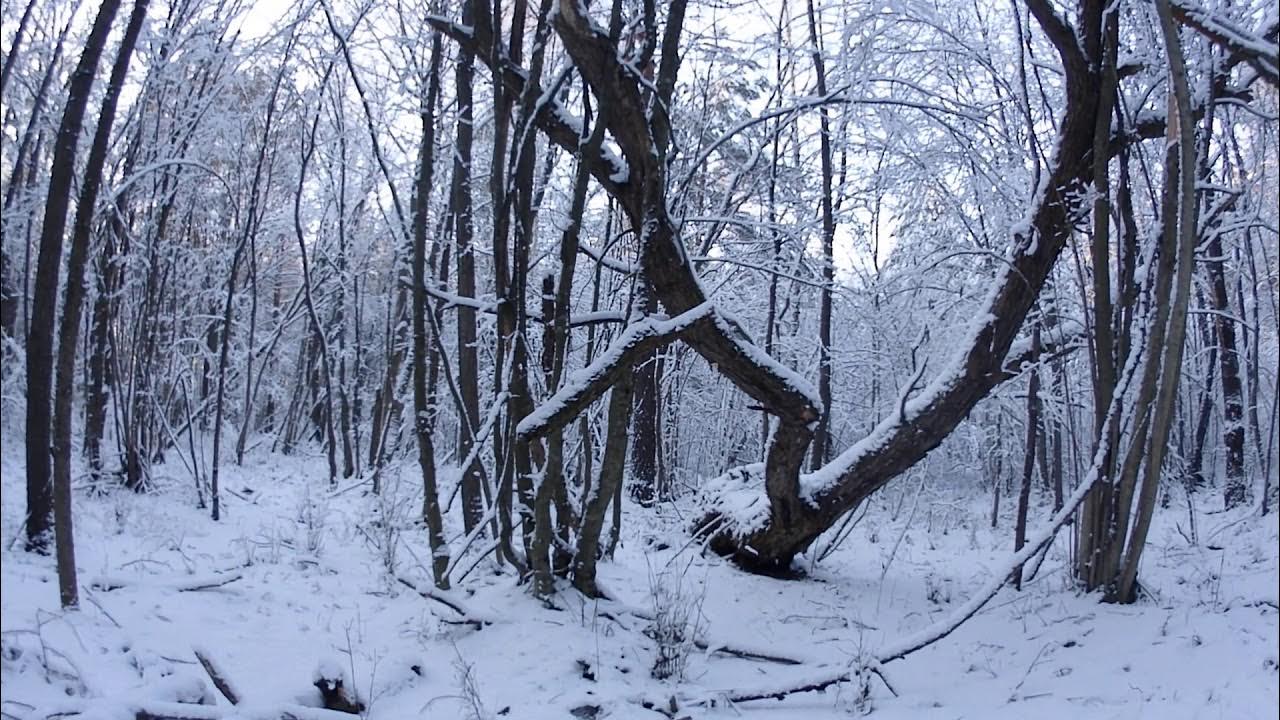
(2, 436, 1276, 719)
(699, 463, 771, 536)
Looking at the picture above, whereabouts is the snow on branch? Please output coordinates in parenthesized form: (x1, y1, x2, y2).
(517, 303, 715, 440)
(874, 416, 1111, 664)
(424, 14, 632, 200)
(1170, 0, 1279, 86)
(395, 575, 495, 629)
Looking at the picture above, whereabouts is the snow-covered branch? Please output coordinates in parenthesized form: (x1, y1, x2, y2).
(516, 303, 715, 440)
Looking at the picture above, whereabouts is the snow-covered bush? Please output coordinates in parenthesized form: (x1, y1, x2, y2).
(297, 484, 330, 556)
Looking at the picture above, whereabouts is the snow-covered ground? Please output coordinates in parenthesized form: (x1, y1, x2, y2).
(2, 440, 1277, 719)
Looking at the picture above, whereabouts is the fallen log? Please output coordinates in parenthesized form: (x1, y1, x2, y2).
(395, 575, 494, 629)
(90, 572, 243, 593)
(33, 699, 360, 720)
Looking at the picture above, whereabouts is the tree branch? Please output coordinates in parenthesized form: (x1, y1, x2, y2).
(517, 304, 715, 440)
(424, 15, 631, 202)
(1170, 0, 1279, 86)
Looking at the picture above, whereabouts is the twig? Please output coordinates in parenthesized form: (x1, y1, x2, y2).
(81, 591, 121, 629)
(173, 573, 243, 592)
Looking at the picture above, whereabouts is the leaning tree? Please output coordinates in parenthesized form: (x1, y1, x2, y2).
(424, 0, 1117, 581)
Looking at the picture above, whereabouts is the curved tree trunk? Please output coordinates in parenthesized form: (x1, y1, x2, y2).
(50, 0, 147, 610)
(25, 0, 123, 554)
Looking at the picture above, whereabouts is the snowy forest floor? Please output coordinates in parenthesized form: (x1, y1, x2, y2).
(2, 437, 1277, 719)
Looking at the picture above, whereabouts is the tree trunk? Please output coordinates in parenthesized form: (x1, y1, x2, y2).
(444, 0, 1109, 575)
(50, 0, 147, 610)
(25, 0, 123, 555)
(453, 0, 485, 534)
(629, 293, 660, 507)
(1205, 238, 1247, 507)
(1113, 0, 1201, 602)
(411, 32, 450, 589)
(509, 0, 557, 596)
(2, 8, 78, 344)
(1013, 324, 1041, 589)
(806, 0, 836, 472)
(85, 132, 140, 480)
(573, 375, 634, 597)
(1076, 7, 1119, 592)
(1186, 289, 1218, 491)
(0, 0, 37, 96)
(210, 28, 297, 519)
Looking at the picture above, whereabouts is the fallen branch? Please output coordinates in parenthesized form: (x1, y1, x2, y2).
(699, 640, 805, 666)
(598, 598, 810, 665)
(875, 408, 1110, 665)
(192, 646, 242, 706)
(637, 370, 1124, 715)
(714, 667, 857, 703)
(395, 575, 493, 629)
(90, 572, 244, 593)
(32, 699, 359, 720)
(639, 662, 896, 717)
(173, 573, 244, 592)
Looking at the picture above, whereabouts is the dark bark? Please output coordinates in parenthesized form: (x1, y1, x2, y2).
(508, 0, 557, 596)
(1206, 238, 1248, 508)
(1013, 324, 1041, 589)
(25, 0, 123, 554)
(1077, 5, 1120, 592)
(806, 0, 836, 472)
(1113, 0, 1202, 602)
(452, 0, 484, 534)
(573, 375, 633, 597)
(1186, 289, 1217, 491)
(0, 0, 37, 96)
(50, 0, 148, 609)
(628, 294, 660, 507)
(547, 83, 609, 572)
(411, 31, 451, 589)
(445, 0, 1104, 575)
(488, 0, 520, 562)
(85, 131, 140, 480)
(210, 28, 298, 519)
(293, 127, 341, 488)
(1, 4, 77, 342)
